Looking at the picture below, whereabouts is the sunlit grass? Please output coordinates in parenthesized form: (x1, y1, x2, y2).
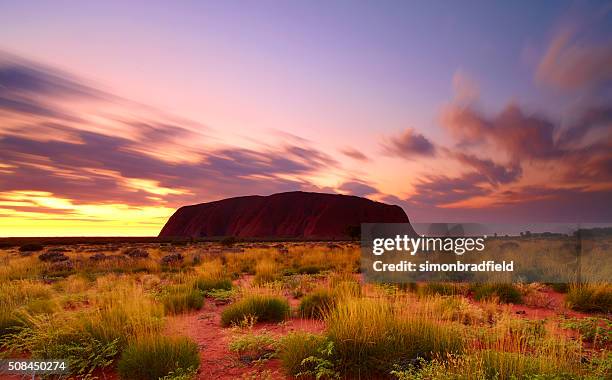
(0, 239, 609, 379)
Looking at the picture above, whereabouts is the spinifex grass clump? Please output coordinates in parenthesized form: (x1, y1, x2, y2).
(566, 283, 612, 313)
(253, 259, 281, 284)
(1, 313, 121, 378)
(478, 350, 572, 380)
(326, 297, 464, 376)
(0, 280, 55, 337)
(195, 276, 232, 292)
(81, 284, 164, 347)
(472, 283, 522, 304)
(475, 311, 585, 379)
(117, 335, 200, 380)
(221, 294, 290, 327)
(194, 259, 234, 292)
(159, 284, 204, 314)
(298, 289, 335, 319)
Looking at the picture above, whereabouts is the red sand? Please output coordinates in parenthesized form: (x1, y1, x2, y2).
(164, 302, 325, 380)
(506, 289, 593, 320)
(0, 284, 603, 379)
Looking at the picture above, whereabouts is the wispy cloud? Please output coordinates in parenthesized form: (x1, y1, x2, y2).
(381, 128, 436, 158)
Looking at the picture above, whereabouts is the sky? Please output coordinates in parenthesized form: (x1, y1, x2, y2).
(0, 0, 611, 236)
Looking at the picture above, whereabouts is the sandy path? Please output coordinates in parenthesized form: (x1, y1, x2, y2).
(164, 301, 325, 380)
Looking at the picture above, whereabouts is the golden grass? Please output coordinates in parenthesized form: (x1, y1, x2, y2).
(0, 239, 609, 379)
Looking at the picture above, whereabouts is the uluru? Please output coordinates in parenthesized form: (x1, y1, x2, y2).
(158, 191, 411, 239)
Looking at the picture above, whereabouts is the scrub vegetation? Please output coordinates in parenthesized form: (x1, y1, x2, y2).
(0, 238, 609, 379)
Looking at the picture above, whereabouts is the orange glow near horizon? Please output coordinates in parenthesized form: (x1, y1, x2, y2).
(0, 191, 175, 237)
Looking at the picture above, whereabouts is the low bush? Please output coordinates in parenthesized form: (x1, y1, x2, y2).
(194, 276, 232, 292)
(229, 331, 278, 362)
(562, 317, 610, 346)
(391, 351, 583, 380)
(283, 275, 316, 298)
(205, 288, 237, 304)
(159, 285, 204, 314)
(566, 283, 612, 313)
(278, 332, 326, 376)
(221, 294, 290, 327)
(472, 283, 522, 304)
(117, 335, 200, 380)
(390, 356, 481, 380)
(298, 289, 335, 319)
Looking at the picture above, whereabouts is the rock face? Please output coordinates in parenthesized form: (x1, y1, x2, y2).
(158, 191, 411, 239)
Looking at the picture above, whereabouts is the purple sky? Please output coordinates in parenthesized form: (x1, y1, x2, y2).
(0, 1, 611, 236)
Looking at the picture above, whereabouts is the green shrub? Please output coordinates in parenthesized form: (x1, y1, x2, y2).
(117, 335, 200, 380)
(194, 276, 232, 292)
(561, 317, 610, 346)
(566, 283, 612, 313)
(472, 283, 522, 304)
(160, 285, 204, 314)
(279, 332, 326, 376)
(390, 356, 480, 380)
(298, 289, 335, 319)
(229, 332, 278, 362)
(295, 339, 340, 379)
(205, 288, 237, 303)
(61, 336, 120, 377)
(221, 294, 290, 327)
